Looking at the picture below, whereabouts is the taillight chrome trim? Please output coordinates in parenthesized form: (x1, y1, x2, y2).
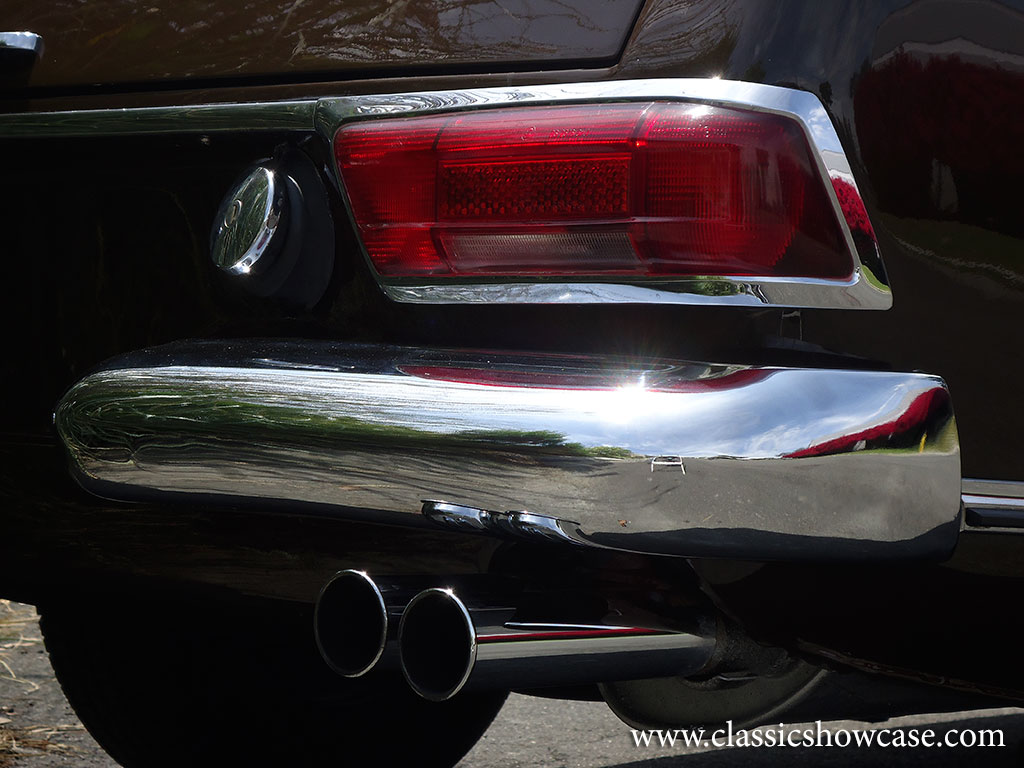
(317, 79, 890, 310)
(0, 79, 889, 309)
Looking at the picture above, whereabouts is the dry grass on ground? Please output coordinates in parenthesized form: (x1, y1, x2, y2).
(0, 601, 83, 767)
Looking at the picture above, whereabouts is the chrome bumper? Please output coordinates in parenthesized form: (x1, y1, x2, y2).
(55, 342, 961, 561)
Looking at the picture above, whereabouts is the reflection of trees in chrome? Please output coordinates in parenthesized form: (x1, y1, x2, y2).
(58, 382, 639, 468)
(12, 0, 626, 80)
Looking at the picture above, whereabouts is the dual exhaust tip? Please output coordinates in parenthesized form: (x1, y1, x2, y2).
(399, 588, 478, 700)
(313, 569, 389, 679)
(315, 569, 716, 701)
(313, 570, 480, 700)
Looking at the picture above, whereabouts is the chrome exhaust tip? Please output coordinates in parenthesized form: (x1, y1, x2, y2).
(399, 587, 717, 702)
(398, 588, 476, 701)
(314, 569, 388, 678)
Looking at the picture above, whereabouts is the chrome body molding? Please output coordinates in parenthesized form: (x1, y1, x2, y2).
(316, 79, 891, 310)
(961, 480, 1024, 531)
(0, 31, 43, 57)
(0, 79, 889, 310)
(961, 479, 1024, 499)
(55, 341, 961, 561)
(0, 100, 317, 138)
(962, 495, 1024, 510)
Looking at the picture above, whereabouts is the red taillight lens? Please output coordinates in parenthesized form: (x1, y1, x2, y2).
(335, 103, 852, 280)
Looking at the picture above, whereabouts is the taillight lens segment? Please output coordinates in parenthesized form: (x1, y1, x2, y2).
(335, 102, 853, 280)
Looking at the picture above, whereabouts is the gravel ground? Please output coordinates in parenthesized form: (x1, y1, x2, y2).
(0, 602, 114, 768)
(2, 600, 1023, 767)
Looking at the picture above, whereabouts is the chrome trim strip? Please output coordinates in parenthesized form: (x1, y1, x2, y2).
(378, 279, 876, 308)
(961, 479, 1024, 498)
(317, 79, 891, 310)
(959, 481, 1024, 531)
(55, 341, 961, 561)
(0, 100, 317, 138)
(963, 495, 1024, 510)
(0, 31, 43, 57)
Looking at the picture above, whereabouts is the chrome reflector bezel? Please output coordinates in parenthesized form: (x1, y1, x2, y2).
(317, 79, 890, 310)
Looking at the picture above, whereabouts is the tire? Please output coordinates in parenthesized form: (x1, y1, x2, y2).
(39, 591, 506, 768)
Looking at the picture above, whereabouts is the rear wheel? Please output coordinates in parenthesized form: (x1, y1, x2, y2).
(40, 591, 506, 768)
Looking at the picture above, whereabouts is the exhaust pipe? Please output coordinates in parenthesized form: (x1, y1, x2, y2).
(314, 571, 511, 678)
(314, 570, 395, 677)
(398, 588, 716, 701)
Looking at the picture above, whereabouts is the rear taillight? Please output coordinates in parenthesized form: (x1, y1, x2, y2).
(335, 102, 853, 280)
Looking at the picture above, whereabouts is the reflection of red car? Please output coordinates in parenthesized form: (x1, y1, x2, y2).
(2, 1, 1023, 765)
(831, 177, 876, 240)
(786, 386, 950, 458)
(398, 362, 771, 392)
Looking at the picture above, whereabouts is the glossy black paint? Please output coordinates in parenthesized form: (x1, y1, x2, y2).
(0, 0, 643, 93)
(692, 532, 1024, 699)
(1, 0, 1024, 696)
